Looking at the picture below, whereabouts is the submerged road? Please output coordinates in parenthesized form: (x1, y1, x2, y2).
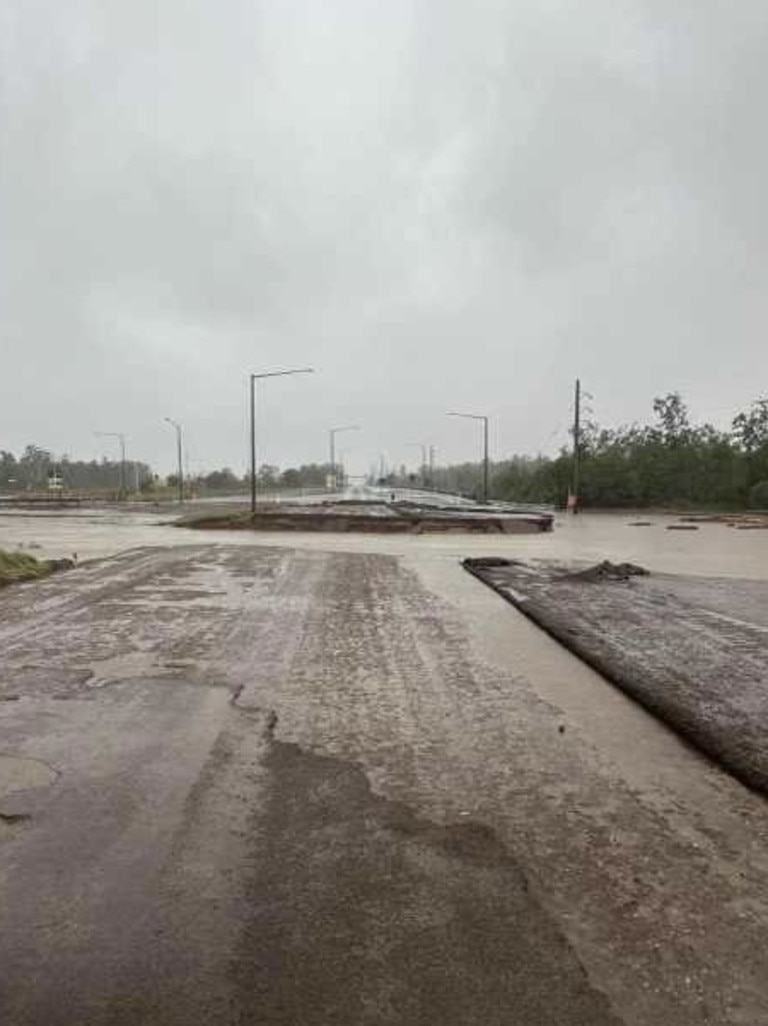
(1, 542, 768, 1024)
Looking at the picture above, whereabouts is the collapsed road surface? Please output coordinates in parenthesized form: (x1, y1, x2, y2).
(1, 544, 768, 1024)
(463, 557, 768, 796)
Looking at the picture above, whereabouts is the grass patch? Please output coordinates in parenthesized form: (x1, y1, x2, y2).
(0, 549, 54, 587)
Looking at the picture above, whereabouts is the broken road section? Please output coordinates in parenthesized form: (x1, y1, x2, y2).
(464, 557, 768, 796)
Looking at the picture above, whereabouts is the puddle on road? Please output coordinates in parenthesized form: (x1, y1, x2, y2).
(83, 651, 199, 688)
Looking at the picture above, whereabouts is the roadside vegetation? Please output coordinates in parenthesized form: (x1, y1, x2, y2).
(399, 394, 768, 510)
(0, 445, 333, 501)
(0, 549, 54, 587)
(0, 445, 153, 495)
(6, 394, 768, 510)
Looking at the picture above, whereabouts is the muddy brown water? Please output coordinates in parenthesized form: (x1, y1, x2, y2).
(2, 507, 768, 579)
(3, 509, 768, 1023)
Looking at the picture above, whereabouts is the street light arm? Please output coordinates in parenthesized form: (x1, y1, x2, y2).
(251, 368, 315, 381)
(447, 411, 487, 422)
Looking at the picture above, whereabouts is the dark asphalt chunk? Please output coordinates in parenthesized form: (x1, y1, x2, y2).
(237, 739, 620, 1026)
(463, 558, 768, 796)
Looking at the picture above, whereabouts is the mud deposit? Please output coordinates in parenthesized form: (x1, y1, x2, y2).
(179, 502, 553, 535)
(464, 557, 768, 795)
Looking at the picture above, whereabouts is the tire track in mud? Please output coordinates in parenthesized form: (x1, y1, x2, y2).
(239, 549, 768, 1026)
(0, 548, 184, 642)
(206, 547, 328, 702)
(0, 547, 290, 698)
(270, 552, 430, 789)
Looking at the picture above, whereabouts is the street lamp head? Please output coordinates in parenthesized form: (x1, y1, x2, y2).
(250, 367, 315, 381)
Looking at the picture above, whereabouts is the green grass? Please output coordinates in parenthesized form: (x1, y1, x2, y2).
(0, 549, 53, 587)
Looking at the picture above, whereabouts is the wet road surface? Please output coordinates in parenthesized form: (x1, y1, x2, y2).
(1, 539, 768, 1023)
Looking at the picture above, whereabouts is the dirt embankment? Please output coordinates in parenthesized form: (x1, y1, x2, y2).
(464, 557, 768, 796)
(178, 503, 553, 535)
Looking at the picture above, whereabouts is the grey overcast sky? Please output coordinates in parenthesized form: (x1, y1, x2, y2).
(2, 1, 767, 475)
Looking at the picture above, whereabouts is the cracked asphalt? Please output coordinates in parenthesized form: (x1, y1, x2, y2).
(2, 539, 768, 1024)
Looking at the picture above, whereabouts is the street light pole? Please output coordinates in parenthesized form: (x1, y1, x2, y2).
(249, 368, 314, 514)
(329, 425, 360, 491)
(483, 416, 489, 505)
(95, 431, 127, 500)
(164, 418, 184, 503)
(571, 378, 581, 514)
(446, 411, 490, 503)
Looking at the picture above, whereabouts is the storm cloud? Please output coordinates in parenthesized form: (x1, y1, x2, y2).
(2, 0, 767, 474)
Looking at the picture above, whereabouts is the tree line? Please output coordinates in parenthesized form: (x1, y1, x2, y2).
(0, 446, 336, 496)
(388, 394, 768, 509)
(0, 445, 152, 494)
(7, 394, 768, 508)
(188, 463, 334, 493)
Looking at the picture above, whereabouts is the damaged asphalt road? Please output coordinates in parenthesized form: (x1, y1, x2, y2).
(1, 544, 768, 1024)
(463, 558, 768, 796)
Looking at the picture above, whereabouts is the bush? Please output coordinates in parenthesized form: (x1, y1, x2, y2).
(0, 549, 51, 587)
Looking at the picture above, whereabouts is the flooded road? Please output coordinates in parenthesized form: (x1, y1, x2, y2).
(2, 506, 768, 579)
(1, 510, 768, 1023)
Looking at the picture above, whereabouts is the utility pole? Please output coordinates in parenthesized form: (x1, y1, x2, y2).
(429, 445, 435, 488)
(571, 378, 581, 514)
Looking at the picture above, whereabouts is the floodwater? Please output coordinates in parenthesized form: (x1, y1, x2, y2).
(4, 506, 768, 1023)
(1, 506, 767, 580)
